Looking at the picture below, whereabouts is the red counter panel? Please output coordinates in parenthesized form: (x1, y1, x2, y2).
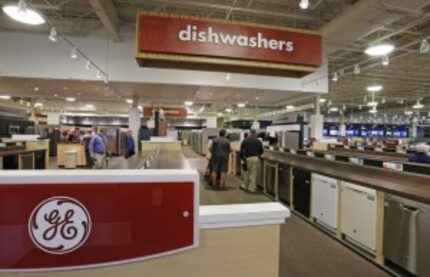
(0, 182, 195, 270)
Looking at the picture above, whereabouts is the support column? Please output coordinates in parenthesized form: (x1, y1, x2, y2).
(411, 116, 418, 138)
(310, 96, 324, 140)
(129, 100, 141, 153)
(339, 112, 346, 137)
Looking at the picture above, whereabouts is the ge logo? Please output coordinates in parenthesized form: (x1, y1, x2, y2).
(28, 196, 91, 255)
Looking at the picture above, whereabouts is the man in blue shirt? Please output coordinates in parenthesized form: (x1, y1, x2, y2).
(124, 130, 135, 159)
(409, 144, 430, 164)
(89, 128, 108, 169)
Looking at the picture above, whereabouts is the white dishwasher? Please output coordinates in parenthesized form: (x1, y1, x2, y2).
(311, 173, 339, 231)
(340, 182, 377, 252)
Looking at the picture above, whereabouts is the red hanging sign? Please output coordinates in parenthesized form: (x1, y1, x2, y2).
(136, 13, 322, 77)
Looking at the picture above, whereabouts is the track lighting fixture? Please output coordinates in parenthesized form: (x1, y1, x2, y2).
(354, 64, 360, 74)
(48, 27, 57, 42)
(70, 47, 78, 59)
(382, 55, 389, 66)
(85, 60, 91, 70)
(332, 72, 338, 82)
(420, 39, 429, 54)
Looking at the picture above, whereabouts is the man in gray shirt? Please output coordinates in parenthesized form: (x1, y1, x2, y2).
(210, 129, 232, 189)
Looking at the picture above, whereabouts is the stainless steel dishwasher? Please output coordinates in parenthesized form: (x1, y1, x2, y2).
(384, 194, 430, 276)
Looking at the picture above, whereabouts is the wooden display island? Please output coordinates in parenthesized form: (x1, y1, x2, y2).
(0, 170, 289, 276)
(57, 143, 86, 168)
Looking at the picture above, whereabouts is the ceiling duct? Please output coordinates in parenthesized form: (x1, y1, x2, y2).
(320, 0, 429, 56)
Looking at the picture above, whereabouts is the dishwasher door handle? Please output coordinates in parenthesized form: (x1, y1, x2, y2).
(400, 204, 420, 213)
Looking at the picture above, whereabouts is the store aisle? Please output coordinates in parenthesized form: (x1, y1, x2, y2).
(182, 146, 270, 205)
(181, 146, 391, 277)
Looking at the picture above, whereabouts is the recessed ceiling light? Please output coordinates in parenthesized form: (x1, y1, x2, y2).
(366, 85, 383, 92)
(0, 95, 11, 100)
(225, 108, 232, 113)
(217, 112, 223, 116)
(226, 74, 231, 81)
(126, 99, 133, 104)
(286, 105, 295, 110)
(369, 108, 377, 114)
(255, 97, 260, 100)
(319, 98, 327, 103)
(237, 103, 246, 108)
(184, 101, 193, 106)
(364, 43, 394, 56)
(2, 1, 45, 25)
(367, 101, 378, 107)
(34, 87, 39, 91)
(34, 102, 43, 107)
(329, 107, 339, 112)
(65, 97, 76, 102)
(404, 110, 413, 116)
(85, 104, 94, 109)
(299, 0, 309, 9)
(54, 94, 58, 97)
(63, 86, 68, 90)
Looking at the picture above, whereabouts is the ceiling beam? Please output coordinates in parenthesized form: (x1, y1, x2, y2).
(88, 0, 121, 42)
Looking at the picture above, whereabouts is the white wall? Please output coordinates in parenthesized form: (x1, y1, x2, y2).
(0, 30, 328, 93)
(46, 112, 61, 125)
(203, 116, 218, 128)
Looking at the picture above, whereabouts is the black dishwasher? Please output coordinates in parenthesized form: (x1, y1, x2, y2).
(264, 160, 277, 197)
(293, 168, 311, 218)
(34, 150, 46, 169)
(278, 164, 291, 205)
(257, 159, 264, 191)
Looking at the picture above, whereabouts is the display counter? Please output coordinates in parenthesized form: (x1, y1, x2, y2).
(0, 147, 47, 170)
(0, 170, 289, 276)
(260, 149, 430, 276)
(1, 138, 50, 169)
(141, 140, 181, 151)
(57, 143, 86, 167)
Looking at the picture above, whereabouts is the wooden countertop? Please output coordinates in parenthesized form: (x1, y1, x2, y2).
(322, 150, 408, 162)
(0, 148, 45, 157)
(149, 149, 190, 169)
(329, 146, 412, 159)
(262, 150, 430, 204)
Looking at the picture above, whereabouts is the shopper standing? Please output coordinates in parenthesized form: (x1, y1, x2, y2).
(240, 129, 264, 193)
(409, 144, 430, 164)
(89, 128, 108, 169)
(82, 130, 93, 168)
(124, 130, 136, 159)
(210, 129, 232, 189)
